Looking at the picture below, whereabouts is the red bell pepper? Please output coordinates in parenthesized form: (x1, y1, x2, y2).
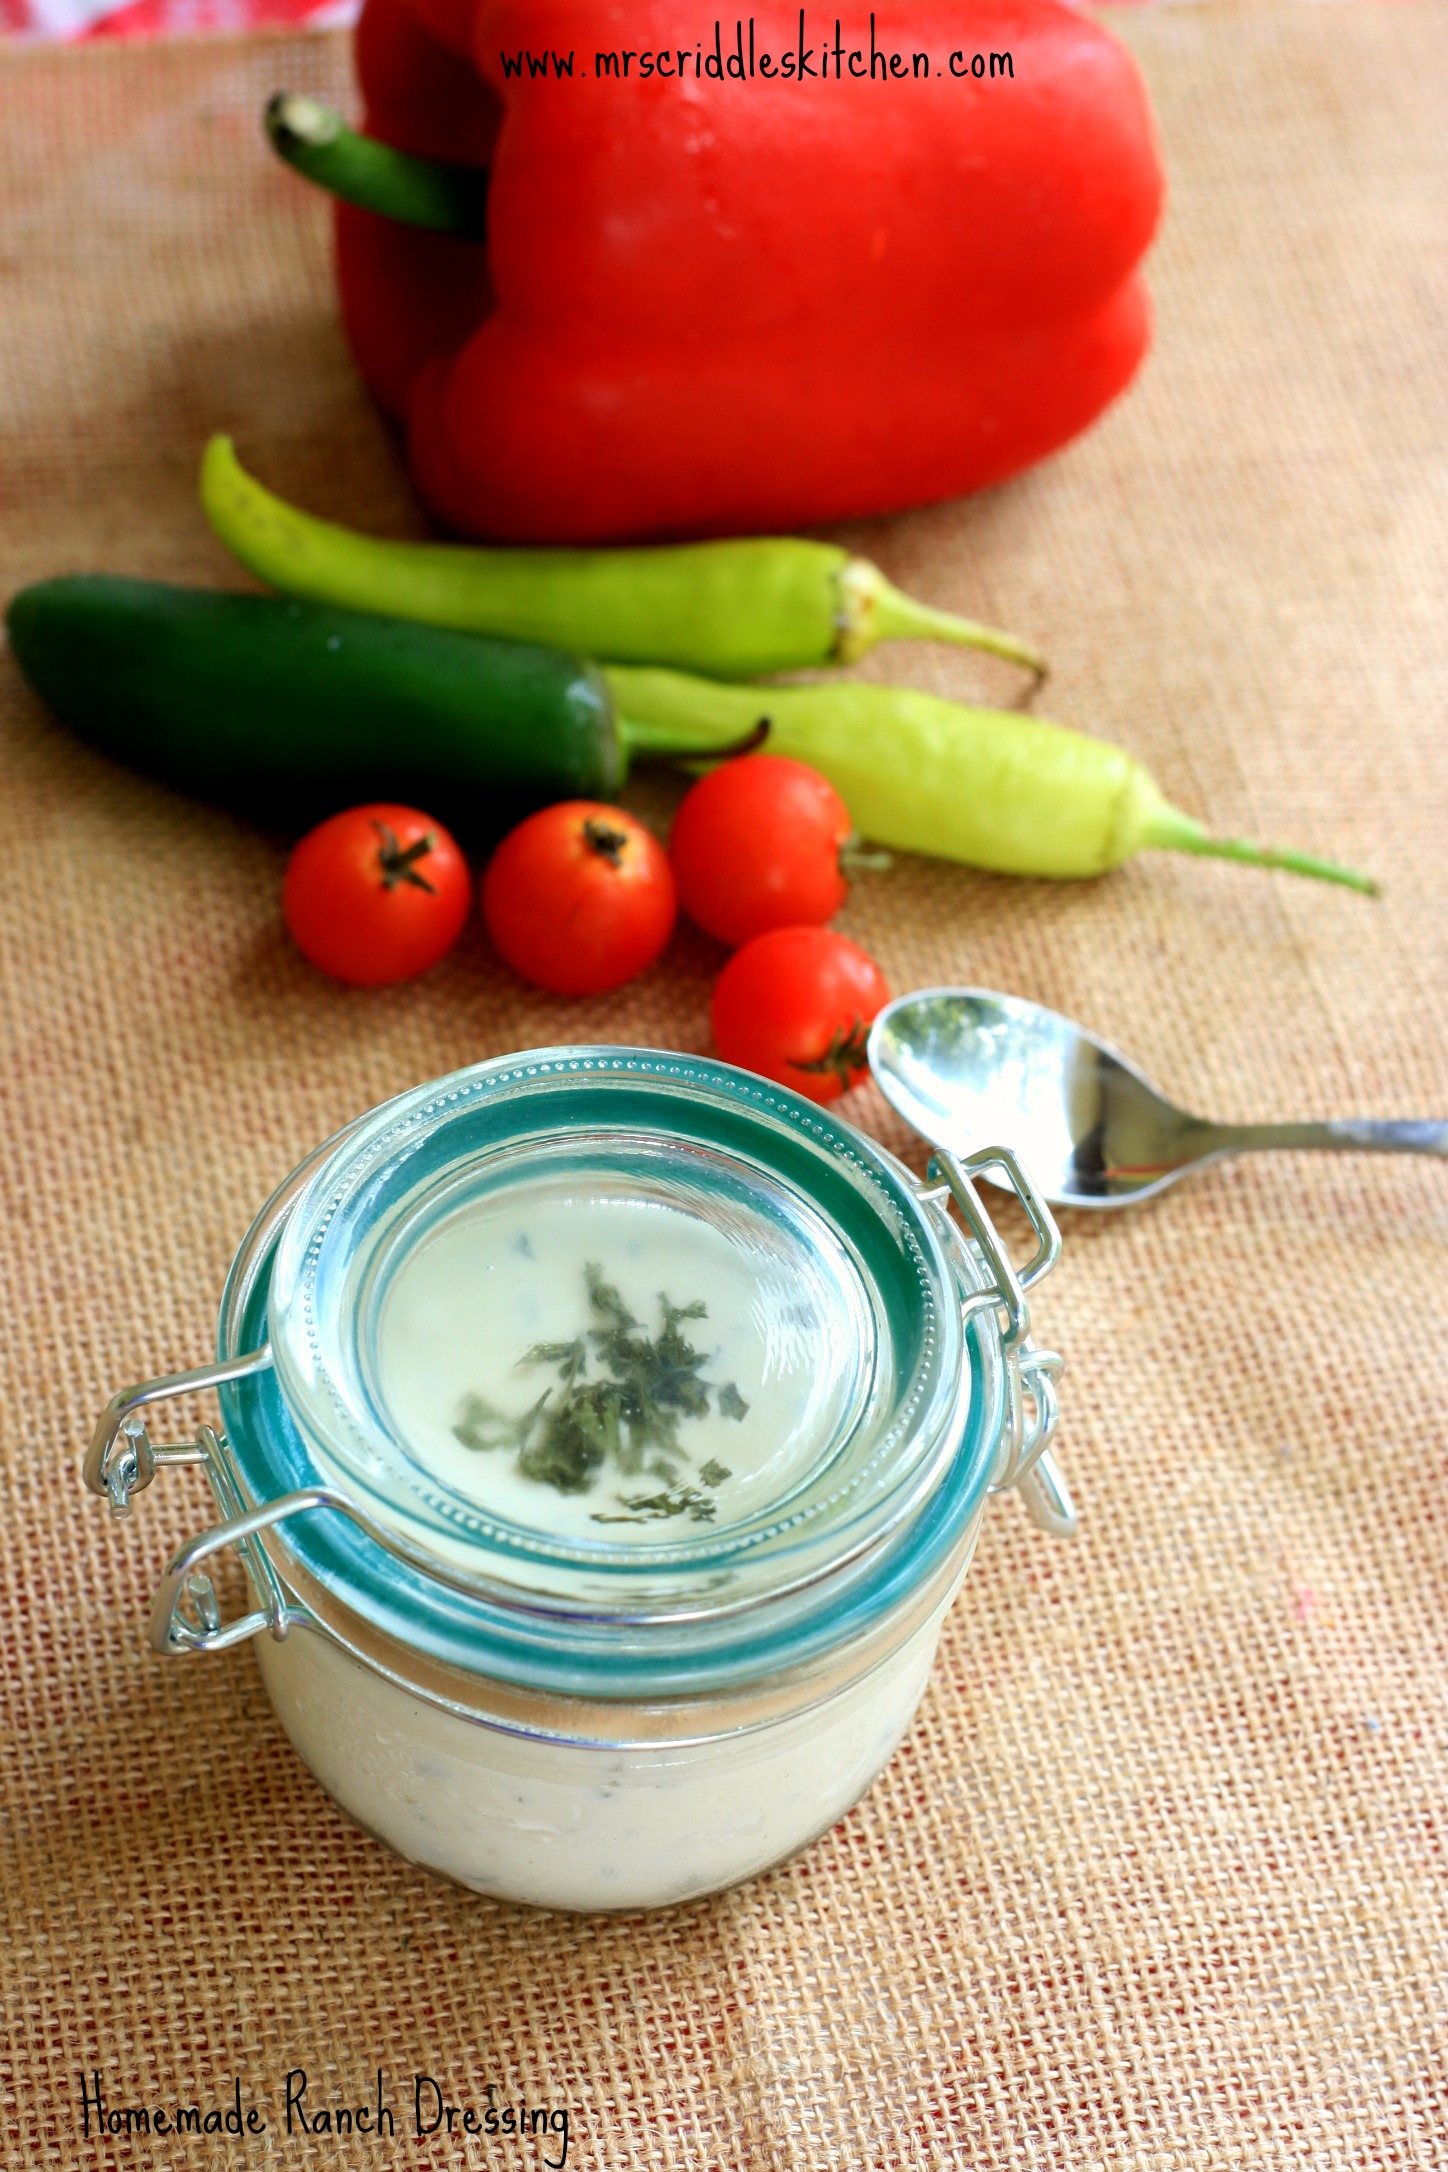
(336, 0, 1163, 543)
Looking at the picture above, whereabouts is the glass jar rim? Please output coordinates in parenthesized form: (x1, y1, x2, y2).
(264, 1049, 969, 1611)
(215, 1049, 1008, 1695)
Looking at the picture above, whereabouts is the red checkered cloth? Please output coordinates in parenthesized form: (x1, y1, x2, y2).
(1, 0, 354, 36)
(3, 0, 1212, 42)
(0, 0, 1395, 41)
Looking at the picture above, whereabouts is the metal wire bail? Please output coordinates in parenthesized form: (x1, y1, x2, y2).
(919, 1147, 1077, 1540)
(84, 1348, 274, 1516)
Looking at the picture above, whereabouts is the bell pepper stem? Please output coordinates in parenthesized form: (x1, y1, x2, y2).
(263, 94, 488, 240)
(837, 559, 1047, 691)
(1143, 805, 1378, 896)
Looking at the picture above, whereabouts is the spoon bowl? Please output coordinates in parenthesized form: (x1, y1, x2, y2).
(869, 988, 1448, 1209)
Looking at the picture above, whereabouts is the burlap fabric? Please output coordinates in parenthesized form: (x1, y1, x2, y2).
(2, 8, 1445, 2166)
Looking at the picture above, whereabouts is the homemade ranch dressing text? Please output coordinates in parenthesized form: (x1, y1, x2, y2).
(375, 1186, 852, 1542)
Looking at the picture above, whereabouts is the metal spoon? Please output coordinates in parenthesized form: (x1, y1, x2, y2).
(869, 986, 1448, 1208)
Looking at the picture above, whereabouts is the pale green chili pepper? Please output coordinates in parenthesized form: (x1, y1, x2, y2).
(604, 667, 1378, 893)
(200, 437, 1045, 687)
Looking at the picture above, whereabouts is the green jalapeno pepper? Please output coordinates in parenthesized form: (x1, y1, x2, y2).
(5, 578, 627, 825)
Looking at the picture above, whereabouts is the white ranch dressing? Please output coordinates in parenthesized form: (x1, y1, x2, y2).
(373, 1185, 855, 1545)
(255, 1170, 975, 1910)
(256, 1579, 971, 1912)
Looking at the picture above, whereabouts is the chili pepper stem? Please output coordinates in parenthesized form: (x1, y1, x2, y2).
(1141, 804, 1379, 896)
(263, 94, 488, 239)
(614, 710, 744, 764)
(838, 558, 1047, 691)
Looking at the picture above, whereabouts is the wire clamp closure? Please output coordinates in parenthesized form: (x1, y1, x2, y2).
(83, 1352, 435, 1657)
(150, 1480, 362, 1657)
(84, 1348, 275, 1517)
(84, 1349, 314, 1653)
(918, 1147, 1076, 1540)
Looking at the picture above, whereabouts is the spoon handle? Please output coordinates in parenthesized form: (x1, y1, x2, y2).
(1222, 1118, 1448, 1159)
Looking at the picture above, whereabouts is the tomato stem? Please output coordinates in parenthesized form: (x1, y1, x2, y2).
(374, 822, 437, 892)
(839, 833, 893, 875)
(582, 816, 630, 866)
(795, 1019, 872, 1089)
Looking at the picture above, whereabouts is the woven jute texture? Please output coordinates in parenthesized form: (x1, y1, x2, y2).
(2, 7, 1445, 2167)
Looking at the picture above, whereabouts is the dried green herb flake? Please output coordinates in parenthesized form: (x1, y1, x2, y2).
(454, 1261, 751, 1525)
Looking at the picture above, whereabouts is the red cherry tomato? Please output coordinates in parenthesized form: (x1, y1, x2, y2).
(711, 926, 890, 1104)
(283, 803, 471, 987)
(482, 802, 676, 996)
(669, 754, 852, 946)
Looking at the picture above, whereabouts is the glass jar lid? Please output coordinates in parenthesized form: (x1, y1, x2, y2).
(262, 1049, 969, 1621)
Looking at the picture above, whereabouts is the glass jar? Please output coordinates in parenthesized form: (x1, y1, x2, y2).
(87, 1048, 1072, 1913)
